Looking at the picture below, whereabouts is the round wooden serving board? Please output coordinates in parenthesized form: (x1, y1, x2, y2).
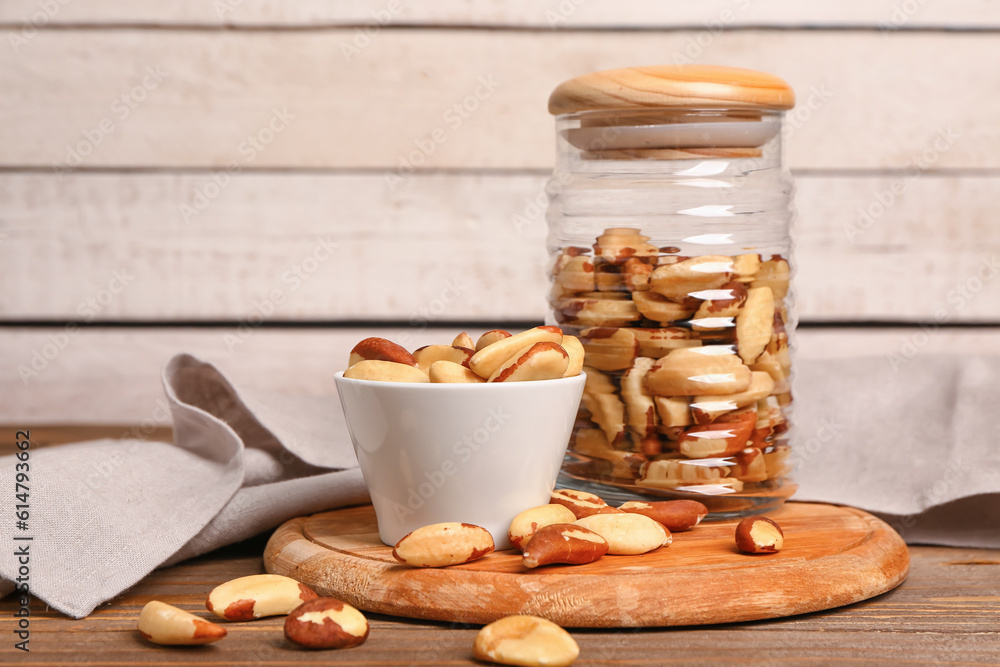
(264, 502, 909, 628)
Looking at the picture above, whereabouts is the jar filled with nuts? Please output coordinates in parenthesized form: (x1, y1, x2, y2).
(546, 65, 796, 517)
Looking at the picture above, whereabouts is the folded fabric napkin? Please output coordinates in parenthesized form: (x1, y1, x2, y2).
(1, 352, 997, 619)
(0, 354, 369, 618)
(792, 355, 1000, 548)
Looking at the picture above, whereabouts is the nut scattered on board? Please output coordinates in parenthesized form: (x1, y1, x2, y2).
(618, 499, 708, 532)
(137, 600, 227, 646)
(473, 615, 580, 667)
(392, 522, 495, 567)
(735, 516, 784, 554)
(283, 597, 369, 650)
(206, 574, 318, 621)
(508, 504, 579, 551)
(521, 524, 609, 568)
(573, 512, 671, 556)
(549, 488, 623, 519)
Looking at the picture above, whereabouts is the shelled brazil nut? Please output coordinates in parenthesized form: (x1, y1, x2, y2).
(551, 227, 792, 498)
(343, 327, 584, 383)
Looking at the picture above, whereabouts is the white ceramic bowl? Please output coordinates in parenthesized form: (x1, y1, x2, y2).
(334, 372, 586, 550)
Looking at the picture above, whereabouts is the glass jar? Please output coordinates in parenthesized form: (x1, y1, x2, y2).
(546, 66, 796, 517)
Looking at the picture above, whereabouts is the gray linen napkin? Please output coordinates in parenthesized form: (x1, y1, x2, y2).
(0, 354, 369, 619)
(792, 355, 1000, 549)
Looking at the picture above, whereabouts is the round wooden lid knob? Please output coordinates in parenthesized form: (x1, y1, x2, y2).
(548, 65, 795, 115)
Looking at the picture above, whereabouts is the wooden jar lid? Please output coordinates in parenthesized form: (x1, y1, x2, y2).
(548, 65, 795, 115)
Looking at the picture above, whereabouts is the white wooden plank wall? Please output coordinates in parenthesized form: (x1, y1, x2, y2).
(1, 31, 997, 171)
(1, 2, 998, 422)
(0, 1, 997, 29)
(2, 173, 998, 321)
(5, 328, 999, 424)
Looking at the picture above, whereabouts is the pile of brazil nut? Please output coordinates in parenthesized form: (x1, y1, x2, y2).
(550, 227, 794, 496)
(343, 326, 584, 383)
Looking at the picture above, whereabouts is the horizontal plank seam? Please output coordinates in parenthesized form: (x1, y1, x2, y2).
(1, 166, 999, 178)
(1, 320, 999, 329)
(0, 23, 998, 34)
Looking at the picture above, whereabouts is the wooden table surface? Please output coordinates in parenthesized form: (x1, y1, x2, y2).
(2, 427, 999, 665)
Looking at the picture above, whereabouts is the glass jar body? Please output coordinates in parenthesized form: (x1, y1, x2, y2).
(546, 109, 796, 517)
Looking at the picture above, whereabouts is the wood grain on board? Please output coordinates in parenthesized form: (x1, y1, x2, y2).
(1, 0, 997, 29)
(0, 31, 994, 170)
(2, 173, 997, 322)
(4, 326, 998, 429)
(264, 503, 909, 627)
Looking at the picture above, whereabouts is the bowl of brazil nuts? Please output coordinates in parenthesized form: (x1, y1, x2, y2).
(334, 326, 586, 549)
